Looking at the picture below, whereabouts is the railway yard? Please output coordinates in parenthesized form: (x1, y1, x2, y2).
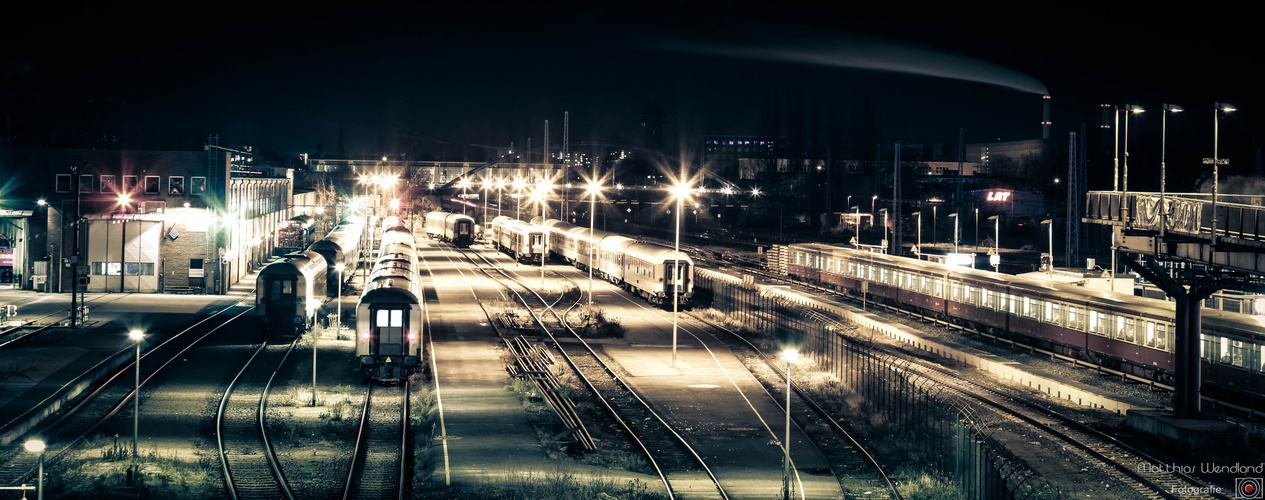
(0, 217, 1261, 500)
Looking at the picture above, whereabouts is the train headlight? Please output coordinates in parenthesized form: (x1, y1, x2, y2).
(361, 331, 370, 340)
(408, 332, 418, 341)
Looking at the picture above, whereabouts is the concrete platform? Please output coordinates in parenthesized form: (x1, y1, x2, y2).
(1126, 409, 1239, 451)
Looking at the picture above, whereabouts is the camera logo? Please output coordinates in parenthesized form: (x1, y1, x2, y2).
(1238, 477, 1264, 499)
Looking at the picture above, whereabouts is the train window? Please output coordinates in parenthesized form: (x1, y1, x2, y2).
(1050, 303, 1062, 325)
(1156, 324, 1168, 350)
(880, 268, 888, 284)
(1230, 340, 1246, 368)
(1115, 316, 1127, 340)
(933, 279, 943, 297)
(795, 252, 803, 265)
(950, 283, 960, 302)
(1145, 322, 1156, 347)
(1066, 306, 1081, 330)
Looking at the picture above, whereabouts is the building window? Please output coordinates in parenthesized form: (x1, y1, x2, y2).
(123, 175, 139, 193)
(100, 175, 117, 193)
(79, 175, 93, 193)
(191, 176, 207, 195)
(144, 176, 160, 194)
(55, 174, 71, 193)
(169, 176, 186, 195)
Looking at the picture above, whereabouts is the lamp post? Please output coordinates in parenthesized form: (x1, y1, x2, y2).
(781, 348, 799, 500)
(1212, 102, 1236, 249)
(24, 438, 44, 500)
(496, 177, 505, 221)
(911, 211, 921, 258)
(536, 182, 551, 286)
(513, 177, 525, 221)
(974, 207, 979, 249)
(1160, 104, 1183, 238)
(1122, 105, 1145, 224)
(129, 329, 144, 461)
(335, 263, 345, 331)
(851, 206, 860, 247)
(933, 206, 938, 248)
(1042, 219, 1054, 277)
(879, 208, 888, 253)
(988, 215, 1000, 273)
(949, 213, 959, 254)
(586, 181, 601, 307)
(669, 181, 692, 368)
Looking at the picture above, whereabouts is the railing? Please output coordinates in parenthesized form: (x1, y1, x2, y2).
(1087, 191, 1265, 245)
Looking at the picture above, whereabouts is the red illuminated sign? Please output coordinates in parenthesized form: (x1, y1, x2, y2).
(986, 191, 1011, 202)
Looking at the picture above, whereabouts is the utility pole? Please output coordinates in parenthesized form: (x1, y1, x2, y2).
(69, 162, 83, 328)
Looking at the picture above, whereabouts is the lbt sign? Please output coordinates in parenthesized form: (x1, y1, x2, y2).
(986, 191, 1011, 202)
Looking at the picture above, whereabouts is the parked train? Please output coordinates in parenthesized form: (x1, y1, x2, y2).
(274, 215, 314, 255)
(256, 251, 328, 336)
(355, 218, 423, 381)
(489, 215, 546, 264)
(780, 242, 1265, 404)
(308, 218, 365, 297)
(499, 217, 692, 307)
(424, 211, 476, 248)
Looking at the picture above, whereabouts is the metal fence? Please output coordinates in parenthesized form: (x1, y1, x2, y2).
(696, 272, 1058, 500)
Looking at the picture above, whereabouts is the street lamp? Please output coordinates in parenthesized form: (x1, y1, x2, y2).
(129, 329, 144, 461)
(1212, 102, 1237, 249)
(988, 215, 1000, 273)
(335, 263, 345, 330)
(948, 213, 959, 254)
(512, 177, 526, 221)
(911, 211, 921, 258)
(481, 177, 492, 237)
(535, 181, 553, 286)
(24, 438, 44, 500)
(781, 348, 799, 500)
(669, 181, 693, 368)
(1122, 105, 1144, 224)
(879, 208, 888, 253)
(851, 206, 860, 247)
(1041, 219, 1054, 278)
(871, 195, 877, 218)
(1160, 104, 1184, 238)
(586, 181, 602, 307)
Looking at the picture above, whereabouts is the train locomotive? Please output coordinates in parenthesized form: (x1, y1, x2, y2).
(781, 242, 1265, 405)
(424, 211, 476, 248)
(308, 218, 365, 297)
(355, 218, 423, 381)
(256, 251, 328, 337)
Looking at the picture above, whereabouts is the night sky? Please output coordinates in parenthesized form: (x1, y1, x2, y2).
(3, 2, 1257, 192)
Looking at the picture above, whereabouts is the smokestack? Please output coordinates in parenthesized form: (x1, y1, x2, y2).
(1042, 95, 1052, 140)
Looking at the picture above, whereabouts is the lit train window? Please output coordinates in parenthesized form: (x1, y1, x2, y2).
(796, 253, 803, 265)
(1115, 316, 1126, 340)
(1089, 311, 1101, 334)
(950, 283, 960, 302)
(1156, 324, 1168, 350)
(1145, 322, 1156, 347)
(1050, 303, 1062, 325)
(934, 279, 943, 297)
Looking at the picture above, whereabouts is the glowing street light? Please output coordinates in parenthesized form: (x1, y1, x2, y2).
(457, 178, 472, 215)
(585, 181, 602, 307)
(24, 438, 45, 500)
(1211, 102, 1236, 249)
(129, 329, 144, 461)
(781, 348, 799, 500)
(948, 213, 960, 254)
(1122, 105, 1144, 223)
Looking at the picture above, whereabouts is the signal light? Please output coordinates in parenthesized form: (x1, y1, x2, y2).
(361, 331, 370, 340)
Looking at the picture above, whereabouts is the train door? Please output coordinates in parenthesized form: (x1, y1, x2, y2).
(373, 308, 406, 356)
(265, 277, 298, 331)
(666, 260, 689, 296)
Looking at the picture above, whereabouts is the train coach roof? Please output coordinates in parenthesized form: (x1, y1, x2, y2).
(358, 284, 419, 305)
(259, 251, 326, 277)
(625, 242, 692, 264)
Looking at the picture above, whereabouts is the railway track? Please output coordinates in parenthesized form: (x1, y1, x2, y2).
(217, 338, 300, 500)
(342, 381, 410, 500)
(0, 300, 254, 489)
(454, 245, 728, 500)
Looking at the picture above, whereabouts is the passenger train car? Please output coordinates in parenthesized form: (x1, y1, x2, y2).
(256, 251, 328, 336)
(517, 217, 692, 308)
(308, 218, 365, 297)
(781, 242, 1265, 403)
(424, 211, 476, 248)
(489, 216, 546, 264)
(274, 215, 314, 255)
(355, 219, 423, 381)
